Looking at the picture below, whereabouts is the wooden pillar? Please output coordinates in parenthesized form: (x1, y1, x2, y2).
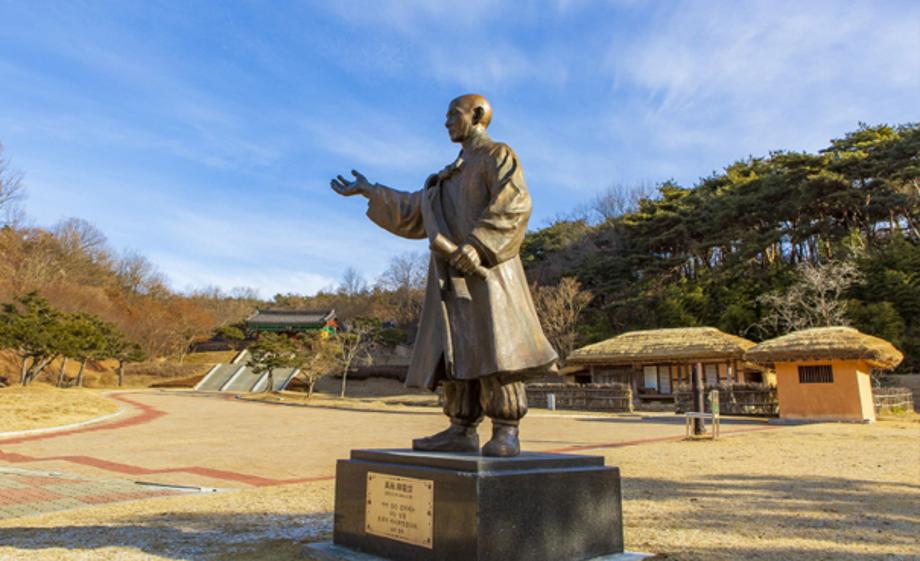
(692, 362, 705, 434)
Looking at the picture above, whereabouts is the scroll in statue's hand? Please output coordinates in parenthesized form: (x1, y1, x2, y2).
(449, 243, 482, 275)
(330, 169, 372, 197)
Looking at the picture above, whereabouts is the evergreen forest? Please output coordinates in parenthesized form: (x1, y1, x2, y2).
(522, 123, 919, 371)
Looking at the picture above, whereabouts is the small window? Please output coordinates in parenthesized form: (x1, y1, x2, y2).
(798, 365, 833, 384)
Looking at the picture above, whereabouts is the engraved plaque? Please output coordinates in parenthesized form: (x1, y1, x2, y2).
(365, 472, 434, 549)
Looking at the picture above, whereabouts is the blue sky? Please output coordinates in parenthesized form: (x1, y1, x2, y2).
(1, 1, 918, 297)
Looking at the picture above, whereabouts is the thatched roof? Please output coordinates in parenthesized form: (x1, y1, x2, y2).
(744, 326, 903, 370)
(568, 327, 756, 365)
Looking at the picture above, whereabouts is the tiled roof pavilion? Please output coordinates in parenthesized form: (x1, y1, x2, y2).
(245, 309, 336, 332)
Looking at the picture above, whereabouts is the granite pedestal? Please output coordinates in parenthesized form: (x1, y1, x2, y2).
(321, 449, 625, 561)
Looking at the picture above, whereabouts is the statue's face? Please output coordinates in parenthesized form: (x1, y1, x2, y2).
(445, 101, 475, 143)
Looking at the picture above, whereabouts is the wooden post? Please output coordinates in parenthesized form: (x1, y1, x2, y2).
(710, 390, 721, 439)
(692, 362, 705, 435)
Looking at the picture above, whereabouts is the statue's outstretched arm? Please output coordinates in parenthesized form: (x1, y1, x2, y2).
(331, 169, 425, 240)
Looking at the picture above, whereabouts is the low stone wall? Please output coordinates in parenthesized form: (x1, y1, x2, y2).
(526, 383, 633, 412)
(873, 387, 914, 413)
(878, 374, 920, 412)
(674, 384, 779, 416)
(350, 365, 407, 381)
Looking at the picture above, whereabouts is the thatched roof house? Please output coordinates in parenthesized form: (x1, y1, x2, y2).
(745, 327, 903, 370)
(569, 327, 755, 365)
(745, 326, 903, 422)
(567, 327, 764, 399)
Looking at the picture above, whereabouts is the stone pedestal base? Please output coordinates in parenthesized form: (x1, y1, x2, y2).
(327, 449, 626, 561)
(304, 541, 654, 561)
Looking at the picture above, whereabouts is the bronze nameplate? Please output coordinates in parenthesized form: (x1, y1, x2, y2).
(365, 472, 434, 548)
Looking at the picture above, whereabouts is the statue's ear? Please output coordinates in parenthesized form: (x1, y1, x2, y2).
(472, 106, 485, 125)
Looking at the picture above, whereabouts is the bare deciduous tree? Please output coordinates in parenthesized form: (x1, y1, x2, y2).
(376, 252, 427, 325)
(590, 182, 657, 223)
(115, 250, 167, 295)
(338, 267, 368, 296)
(291, 332, 336, 398)
(757, 260, 864, 335)
(333, 317, 379, 398)
(532, 277, 593, 363)
(0, 143, 25, 226)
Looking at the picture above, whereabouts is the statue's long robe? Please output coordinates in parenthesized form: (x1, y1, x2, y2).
(365, 135, 558, 389)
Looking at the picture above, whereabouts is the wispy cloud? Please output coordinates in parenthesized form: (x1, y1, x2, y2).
(146, 252, 339, 299)
(604, 0, 920, 167)
(3, 0, 916, 296)
(317, 0, 572, 91)
(302, 111, 447, 175)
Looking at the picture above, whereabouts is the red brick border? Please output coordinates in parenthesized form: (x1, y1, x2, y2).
(0, 446, 335, 487)
(0, 392, 781, 488)
(0, 393, 333, 487)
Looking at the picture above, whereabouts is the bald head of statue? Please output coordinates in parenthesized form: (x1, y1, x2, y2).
(445, 94, 492, 144)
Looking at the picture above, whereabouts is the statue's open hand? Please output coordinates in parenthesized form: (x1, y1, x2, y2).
(331, 170, 372, 197)
(450, 243, 482, 275)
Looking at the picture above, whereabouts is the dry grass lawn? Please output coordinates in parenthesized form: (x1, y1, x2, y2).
(0, 350, 233, 390)
(0, 384, 121, 432)
(0, 418, 917, 560)
(175, 350, 238, 365)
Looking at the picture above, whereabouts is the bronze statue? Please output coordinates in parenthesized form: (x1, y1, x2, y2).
(331, 94, 557, 457)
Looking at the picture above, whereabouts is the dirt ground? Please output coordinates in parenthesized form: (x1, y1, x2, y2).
(0, 388, 916, 560)
(0, 385, 121, 432)
(0, 420, 917, 560)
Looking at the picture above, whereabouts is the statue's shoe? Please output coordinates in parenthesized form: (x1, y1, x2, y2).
(482, 425, 520, 457)
(412, 424, 479, 453)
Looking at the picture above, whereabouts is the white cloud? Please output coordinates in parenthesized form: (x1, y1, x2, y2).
(147, 252, 339, 298)
(608, 1, 920, 141)
(317, 0, 571, 91)
(593, 0, 920, 185)
(303, 115, 447, 175)
(21, 163, 426, 297)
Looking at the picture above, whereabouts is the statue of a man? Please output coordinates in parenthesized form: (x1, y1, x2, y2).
(331, 94, 557, 457)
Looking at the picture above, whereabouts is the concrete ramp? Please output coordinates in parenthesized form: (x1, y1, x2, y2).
(274, 368, 300, 391)
(222, 367, 265, 392)
(251, 368, 299, 392)
(230, 349, 250, 365)
(193, 350, 299, 393)
(195, 364, 242, 391)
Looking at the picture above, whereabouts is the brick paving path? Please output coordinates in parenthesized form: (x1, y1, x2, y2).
(0, 390, 778, 520)
(0, 467, 190, 520)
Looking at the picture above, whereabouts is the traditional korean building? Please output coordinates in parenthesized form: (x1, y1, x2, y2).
(245, 309, 337, 335)
(745, 326, 903, 422)
(566, 327, 766, 401)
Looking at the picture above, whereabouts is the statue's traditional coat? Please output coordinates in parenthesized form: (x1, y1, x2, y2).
(365, 135, 558, 389)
